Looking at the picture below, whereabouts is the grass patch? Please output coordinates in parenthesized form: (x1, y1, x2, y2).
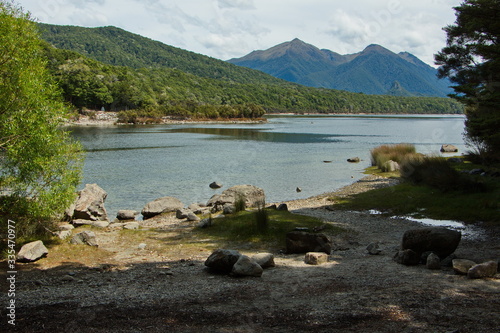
(197, 209, 345, 251)
(370, 143, 416, 171)
(332, 181, 500, 223)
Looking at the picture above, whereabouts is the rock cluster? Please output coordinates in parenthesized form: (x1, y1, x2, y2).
(207, 185, 265, 212)
(204, 249, 275, 277)
(394, 227, 497, 279)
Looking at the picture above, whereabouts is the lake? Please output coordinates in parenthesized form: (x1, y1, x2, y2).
(69, 115, 466, 218)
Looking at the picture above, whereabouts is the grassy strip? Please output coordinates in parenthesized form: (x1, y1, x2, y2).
(197, 209, 345, 251)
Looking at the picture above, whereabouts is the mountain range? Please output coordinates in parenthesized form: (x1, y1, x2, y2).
(228, 39, 452, 97)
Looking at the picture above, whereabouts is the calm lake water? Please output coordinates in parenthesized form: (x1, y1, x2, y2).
(69, 115, 466, 218)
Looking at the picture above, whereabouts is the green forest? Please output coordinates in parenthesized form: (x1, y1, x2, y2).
(39, 24, 464, 120)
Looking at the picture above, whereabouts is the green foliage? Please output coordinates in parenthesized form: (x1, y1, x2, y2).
(400, 155, 486, 193)
(254, 202, 269, 234)
(370, 144, 417, 170)
(435, 0, 500, 161)
(38, 24, 464, 115)
(234, 195, 246, 213)
(332, 180, 499, 223)
(0, 2, 83, 239)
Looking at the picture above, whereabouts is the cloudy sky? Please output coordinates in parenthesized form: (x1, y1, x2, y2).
(17, 0, 462, 66)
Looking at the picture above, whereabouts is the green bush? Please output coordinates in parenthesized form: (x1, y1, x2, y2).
(400, 155, 486, 192)
(370, 144, 416, 170)
(234, 195, 246, 213)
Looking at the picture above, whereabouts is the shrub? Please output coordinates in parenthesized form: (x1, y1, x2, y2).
(234, 195, 246, 213)
(254, 201, 269, 233)
(370, 144, 416, 170)
(400, 155, 486, 192)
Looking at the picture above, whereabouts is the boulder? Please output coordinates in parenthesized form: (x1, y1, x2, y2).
(197, 218, 212, 228)
(58, 223, 75, 231)
(116, 210, 138, 221)
(277, 203, 288, 211)
(207, 185, 265, 211)
(305, 252, 329, 265)
(142, 196, 184, 219)
(468, 261, 498, 279)
(70, 231, 98, 247)
(441, 144, 458, 153)
(204, 249, 242, 274)
(285, 231, 332, 254)
(426, 253, 441, 270)
(401, 227, 461, 259)
(223, 204, 236, 215)
(209, 182, 223, 189)
(347, 157, 360, 163)
(393, 249, 420, 266)
(73, 184, 108, 221)
(176, 208, 192, 219)
(57, 230, 72, 240)
(231, 255, 263, 277)
(453, 259, 477, 275)
(16, 240, 48, 262)
(252, 253, 275, 268)
(383, 160, 400, 172)
(188, 203, 208, 214)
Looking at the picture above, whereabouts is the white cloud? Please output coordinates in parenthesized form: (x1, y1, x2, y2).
(16, 0, 463, 65)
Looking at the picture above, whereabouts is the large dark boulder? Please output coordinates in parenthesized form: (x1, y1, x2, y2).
(285, 231, 332, 254)
(204, 249, 242, 274)
(401, 227, 461, 259)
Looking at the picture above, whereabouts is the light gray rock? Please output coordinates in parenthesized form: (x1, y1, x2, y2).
(109, 223, 126, 229)
(305, 252, 329, 265)
(92, 221, 110, 228)
(138, 243, 147, 250)
(223, 204, 236, 215)
(58, 223, 75, 231)
(72, 219, 96, 226)
(142, 196, 184, 219)
(252, 253, 275, 268)
(205, 249, 242, 274)
(116, 210, 138, 221)
(188, 203, 208, 214)
(231, 255, 263, 277)
(176, 208, 192, 219)
(347, 157, 360, 163)
(123, 222, 140, 230)
(73, 184, 108, 221)
(366, 242, 382, 255)
(452, 259, 477, 275)
(186, 212, 200, 222)
(70, 231, 98, 247)
(197, 218, 212, 228)
(468, 261, 498, 279)
(383, 160, 400, 172)
(57, 230, 72, 240)
(426, 253, 441, 270)
(16, 240, 48, 262)
(207, 185, 265, 211)
(441, 144, 458, 153)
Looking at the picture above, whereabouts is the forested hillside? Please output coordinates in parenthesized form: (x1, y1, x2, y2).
(39, 24, 464, 117)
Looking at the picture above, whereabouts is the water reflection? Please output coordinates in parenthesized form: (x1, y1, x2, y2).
(168, 127, 350, 143)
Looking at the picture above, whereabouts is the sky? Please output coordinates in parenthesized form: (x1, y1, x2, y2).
(16, 0, 463, 66)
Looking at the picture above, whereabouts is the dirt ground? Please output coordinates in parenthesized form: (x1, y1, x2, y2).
(1, 176, 499, 332)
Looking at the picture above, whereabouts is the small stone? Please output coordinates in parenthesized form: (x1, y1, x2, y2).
(16, 240, 48, 262)
(366, 242, 382, 255)
(209, 182, 223, 189)
(347, 157, 360, 163)
(176, 208, 192, 219)
(393, 249, 419, 266)
(61, 275, 75, 282)
(296, 187, 302, 193)
(116, 210, 138, 220)
(467, 261, 498, 279)
(186, 212, 200, 222)
(252, 253, 275, 268)
(57, 230, 72, 240)
(138, 243, 147, 250)
(452, 259, 477, 275)
(305, 252, 329, 265)
(92, 221, 110, 228)
(426, 253, 441, 270)
(231, 255, 263, 277)
(58, 224, 75, 231)
(123, 222, 140, 230)
(70, 231, 98, 247)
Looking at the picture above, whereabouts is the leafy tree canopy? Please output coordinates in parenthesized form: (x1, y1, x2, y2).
(0, 1, 83, 238)
(435, 0, 500, 161)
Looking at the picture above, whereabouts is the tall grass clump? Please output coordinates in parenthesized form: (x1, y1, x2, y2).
(234, 195, 246, 213)
(254, 201, 269, 234)
(400, 155, 486, 192)
(370, 144, 417, 171)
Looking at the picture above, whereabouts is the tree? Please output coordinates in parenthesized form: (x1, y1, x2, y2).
(0, 1, 83, 238)
(435, 0, 500, 162)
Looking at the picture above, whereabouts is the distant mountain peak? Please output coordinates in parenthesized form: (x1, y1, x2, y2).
(228, 39, 453, 97)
